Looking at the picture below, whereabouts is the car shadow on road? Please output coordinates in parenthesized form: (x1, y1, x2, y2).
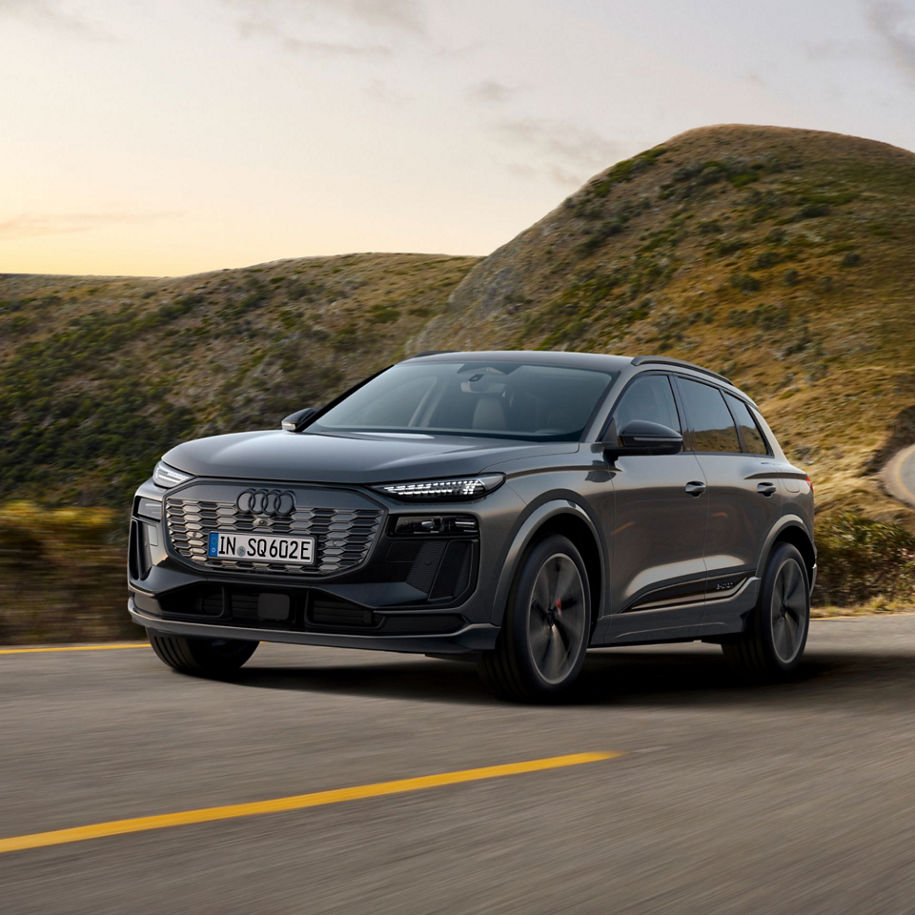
(577, 649, 915, 709)
(232, 656, 497, 706)
(230, 647, 915, 710)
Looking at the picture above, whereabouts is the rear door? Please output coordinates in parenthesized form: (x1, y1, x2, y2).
(604, 373, 709, 640)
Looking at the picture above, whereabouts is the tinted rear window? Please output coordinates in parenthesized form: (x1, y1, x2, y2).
(678, 378, 741, 453)
(724, 393, 769, 455)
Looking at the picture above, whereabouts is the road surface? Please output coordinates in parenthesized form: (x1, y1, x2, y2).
(1, 616, 914, 914)
(884, 443, 915, 509)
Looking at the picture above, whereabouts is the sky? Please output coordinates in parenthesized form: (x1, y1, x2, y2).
(1, 0, 914, 277)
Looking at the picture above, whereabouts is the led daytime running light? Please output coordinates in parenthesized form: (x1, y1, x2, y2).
(152, 461, 192, 489)
(377, 474, 504, 501)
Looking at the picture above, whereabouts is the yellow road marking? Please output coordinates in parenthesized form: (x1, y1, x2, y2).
(0, 752, 618, 854)
(0, 643, 147, 655)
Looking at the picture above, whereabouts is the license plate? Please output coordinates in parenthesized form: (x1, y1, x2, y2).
(207, 531, 315, 565)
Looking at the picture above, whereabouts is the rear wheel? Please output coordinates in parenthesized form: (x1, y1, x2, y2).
(479, 534, 591, 701)
(148, 632, 258, 678)
(722, 542, 809, 678)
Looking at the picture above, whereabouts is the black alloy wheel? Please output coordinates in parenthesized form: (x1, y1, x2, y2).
(722, 542, 810, 678)
(479, 534, 591, 701)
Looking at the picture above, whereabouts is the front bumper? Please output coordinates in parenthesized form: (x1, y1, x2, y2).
(128, 475, 524, 654)
(129, 597, 499, 654)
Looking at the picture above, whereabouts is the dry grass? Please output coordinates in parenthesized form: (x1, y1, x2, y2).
(0, 253, 478, 506)
(812, 599, 915, 619)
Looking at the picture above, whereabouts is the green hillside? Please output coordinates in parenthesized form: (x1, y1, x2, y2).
(1, 124, 914, 640)
(413, 125, 915, 524)
(0, 253, 477, 506)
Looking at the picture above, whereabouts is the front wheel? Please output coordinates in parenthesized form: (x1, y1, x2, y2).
(148, 632, 258, 678)
(722, 542, 810, 679)
(479, 534, 591, 702)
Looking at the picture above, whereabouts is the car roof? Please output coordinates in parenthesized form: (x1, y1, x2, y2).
(402, 350, 633, 371)
(402, 350, 755, 405)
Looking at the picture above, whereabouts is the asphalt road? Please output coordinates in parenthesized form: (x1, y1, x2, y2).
(2, 617, 914, 914)
(884, 444, 915, 509)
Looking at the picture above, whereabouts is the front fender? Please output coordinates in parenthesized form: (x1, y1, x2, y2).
(490, 498, 606, 628)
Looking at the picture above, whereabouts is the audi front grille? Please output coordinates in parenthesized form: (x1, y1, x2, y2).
(165, 488, 383, 576)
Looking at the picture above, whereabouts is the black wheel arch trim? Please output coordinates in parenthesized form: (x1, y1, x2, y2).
(491, 496, 608, 630)
(758, 516, 816, 594)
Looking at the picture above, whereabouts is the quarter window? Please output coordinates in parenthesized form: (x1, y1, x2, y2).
(612, 374, 681, 432)
(724, 393, 769, 455)
(678, 379, 741, 453)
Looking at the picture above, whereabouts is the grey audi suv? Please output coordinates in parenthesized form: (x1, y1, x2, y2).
(128, 351, 815, 700)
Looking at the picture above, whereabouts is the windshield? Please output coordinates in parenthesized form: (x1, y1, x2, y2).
(311, 361, 617, 441)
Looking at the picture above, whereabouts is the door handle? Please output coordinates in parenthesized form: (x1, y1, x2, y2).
(684, 481, 706, 497)
(757, 481, 777, 497)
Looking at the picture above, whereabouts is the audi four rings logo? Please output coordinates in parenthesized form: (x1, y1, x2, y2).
(235, 489, 296, 517)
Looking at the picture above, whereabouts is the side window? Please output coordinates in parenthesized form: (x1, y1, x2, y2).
(724, 393, 769, 455)
(612, 374, 681, 432)
(678, 378, 741, 453)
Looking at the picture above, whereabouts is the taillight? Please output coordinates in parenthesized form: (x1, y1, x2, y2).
(806, 475, 813, 494)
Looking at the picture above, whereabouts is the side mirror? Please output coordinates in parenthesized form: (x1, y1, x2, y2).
(281, 407, 317, 432)
(605, 420, 683, 456)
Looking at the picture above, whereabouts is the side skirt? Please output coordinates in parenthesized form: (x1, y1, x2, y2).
(590, 577, 759, 647)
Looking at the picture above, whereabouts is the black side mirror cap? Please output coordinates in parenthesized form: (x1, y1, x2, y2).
(281, 407, 317, 432)
(605, 420, 683, 456)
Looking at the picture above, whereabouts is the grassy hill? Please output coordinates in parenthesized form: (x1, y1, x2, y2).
(0, 253, 477, 506)
(1, 124, 913, 639)
(413, 125, 915, 525)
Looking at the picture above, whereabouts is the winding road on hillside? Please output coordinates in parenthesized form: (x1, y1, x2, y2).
(885, 444, 915, 509)
(2, 616, 914, 914)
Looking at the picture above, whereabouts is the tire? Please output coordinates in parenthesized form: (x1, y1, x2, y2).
(479, 534, 591, 702)
(722, 542, 810, 679)
(148, 631, 258, 678)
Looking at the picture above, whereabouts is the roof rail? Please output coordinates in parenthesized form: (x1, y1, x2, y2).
(631, 356, 733, 385)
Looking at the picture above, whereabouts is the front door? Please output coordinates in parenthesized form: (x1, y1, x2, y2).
(602, 373, 709, 642)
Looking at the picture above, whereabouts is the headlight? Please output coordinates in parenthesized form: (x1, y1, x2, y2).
(152, 460, 192, 488)
(374, 473, 504, 501)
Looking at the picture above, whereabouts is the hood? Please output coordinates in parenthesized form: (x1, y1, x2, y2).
(162, 430, 578, 485)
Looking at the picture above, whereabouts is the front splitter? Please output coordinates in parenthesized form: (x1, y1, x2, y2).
(128, 598, 499, 655)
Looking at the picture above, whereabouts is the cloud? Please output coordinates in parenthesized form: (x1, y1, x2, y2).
(0, 212, 178, 241)
(347, 0, 425, 35)
(868, 1, 915, 82)
(0, 0, 110, 37)
(467, 80, 515, 104)
(804, 39, 870, 61)
(489, 118, 627, 186)
(364, 77, 413, 104)
(227, 0, 426, 57)
(236, 15, 391, 56)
